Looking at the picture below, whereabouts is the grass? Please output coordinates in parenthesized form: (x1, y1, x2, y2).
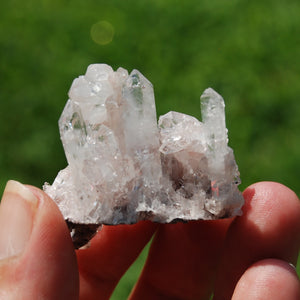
(111, 242, 151, 299)
(0, 0, 299, 296)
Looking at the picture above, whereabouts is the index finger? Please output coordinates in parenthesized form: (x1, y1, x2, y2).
(76, 221, 157, 300)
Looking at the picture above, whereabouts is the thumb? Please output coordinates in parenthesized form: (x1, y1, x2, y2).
(0, 180, 79, 300)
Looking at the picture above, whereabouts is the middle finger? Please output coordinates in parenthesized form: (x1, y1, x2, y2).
(130, 219, 232, 300)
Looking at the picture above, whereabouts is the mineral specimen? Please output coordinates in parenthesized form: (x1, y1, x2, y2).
(44, 64, 244, 246)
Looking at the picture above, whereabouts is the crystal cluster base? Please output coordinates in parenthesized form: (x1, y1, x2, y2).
(44, 64, 244, 229)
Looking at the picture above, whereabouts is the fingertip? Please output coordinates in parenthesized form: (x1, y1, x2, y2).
(232, 259, 300, 300)
(25, 185, 75, 261)
(241, 181, 300, 242)
(0, 184, 79, 299)
(242, 181, 300, 220)
(214, 182, 300, 299)
(243, 181, 299, 207)
(25, 185, 79, 298)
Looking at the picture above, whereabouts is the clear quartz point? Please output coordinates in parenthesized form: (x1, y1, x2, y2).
(44, 64, 244, 229)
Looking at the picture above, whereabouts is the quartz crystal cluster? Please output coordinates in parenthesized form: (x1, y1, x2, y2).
(44, 64, 244, 230)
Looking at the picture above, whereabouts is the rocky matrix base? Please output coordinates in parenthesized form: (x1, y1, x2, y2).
(44, 64, 244, 247)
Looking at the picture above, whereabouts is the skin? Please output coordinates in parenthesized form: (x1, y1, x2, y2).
(0, 181, 299, 299)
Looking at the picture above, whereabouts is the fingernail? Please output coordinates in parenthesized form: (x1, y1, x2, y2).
(0, 180, 38, 260)
(288, 263, 297, 271)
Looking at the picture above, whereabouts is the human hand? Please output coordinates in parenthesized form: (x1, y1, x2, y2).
(0, 181, 299, 299)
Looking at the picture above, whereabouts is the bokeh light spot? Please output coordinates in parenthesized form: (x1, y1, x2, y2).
(90, 21, 114, 45)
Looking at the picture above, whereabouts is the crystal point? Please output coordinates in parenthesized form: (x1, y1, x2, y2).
(44, 64, 244, 246)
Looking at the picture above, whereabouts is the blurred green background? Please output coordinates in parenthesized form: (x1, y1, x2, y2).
(0, 0, 299, 297)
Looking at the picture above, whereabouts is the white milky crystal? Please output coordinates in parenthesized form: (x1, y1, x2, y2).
(44, 64, 244, 227)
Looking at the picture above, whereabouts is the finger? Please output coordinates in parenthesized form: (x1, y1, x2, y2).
(232, 259, 300, 299)
(0, 180, 78, 300)
(214, 182, 300, 300)
(130, 218, 232, 300)
(76, 221, 158, 300)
